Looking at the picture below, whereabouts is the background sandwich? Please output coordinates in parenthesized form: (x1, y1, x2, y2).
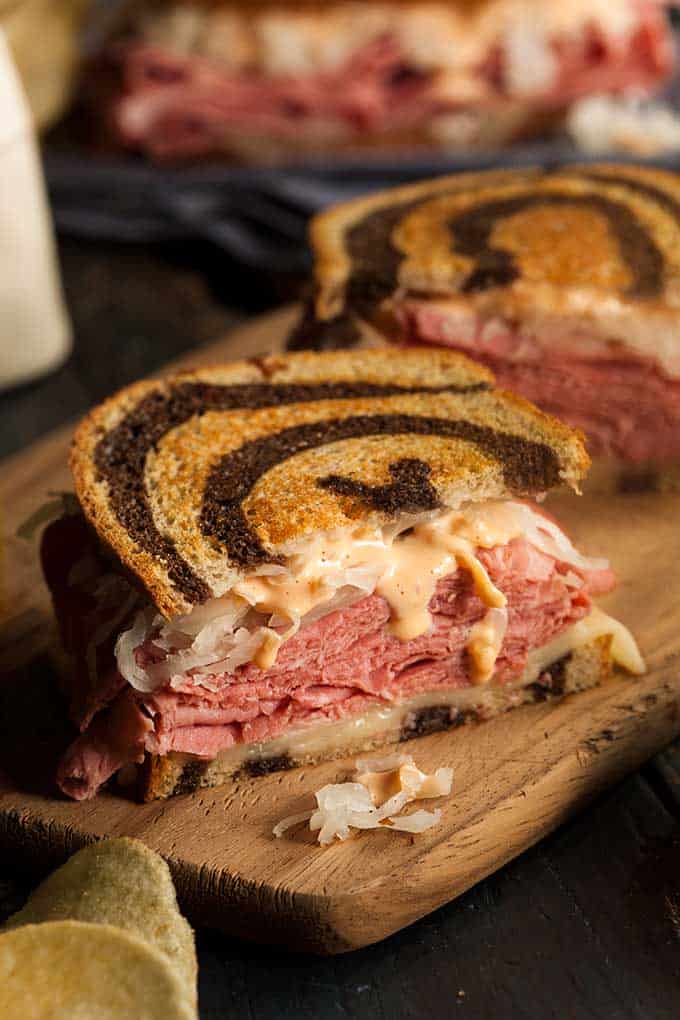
(42, 349, 643, 801)
(294, 162, 680, 487)
(89, 0, 676, 162)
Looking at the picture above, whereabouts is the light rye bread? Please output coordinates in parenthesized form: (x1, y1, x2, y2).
(70, 349, 588, 619)
(137, 636, 612, 800)
(130, 1, 543, 9)
(118, 1, 645, 44)
(293, 162, 680, 350)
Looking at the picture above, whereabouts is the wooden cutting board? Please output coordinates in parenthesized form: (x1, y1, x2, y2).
(2, 306, 680, 954)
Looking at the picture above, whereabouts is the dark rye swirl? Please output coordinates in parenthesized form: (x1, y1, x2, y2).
(70, 349, 588, 618)
(290, 163, 680, 349)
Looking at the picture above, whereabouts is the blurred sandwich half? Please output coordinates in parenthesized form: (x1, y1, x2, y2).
(293, 162, 680, 487)
(42, 349, 643, 801)
(92, 0, 675, 161)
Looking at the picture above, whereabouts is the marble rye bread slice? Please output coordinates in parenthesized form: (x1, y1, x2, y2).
(296, 162, 680, 339)
(289, 163, 680, 489)
(69, 348, 589, 620)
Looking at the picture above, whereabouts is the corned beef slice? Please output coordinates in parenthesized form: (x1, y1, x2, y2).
(397, 303, 680, 464)
(41, 514, 132, 727)
(112, 36, 436, 159)
(49, 513, 615, 800)
(487, 357, 680, 465)
(109, 4, 672, 159)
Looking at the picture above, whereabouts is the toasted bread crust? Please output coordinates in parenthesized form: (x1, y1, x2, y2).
(305, 163, 680, 328)
(71, 349, 588, 618)
(136, 636, 613, 800)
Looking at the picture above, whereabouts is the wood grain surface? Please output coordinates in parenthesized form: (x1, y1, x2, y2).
(2, 306, 680, 955)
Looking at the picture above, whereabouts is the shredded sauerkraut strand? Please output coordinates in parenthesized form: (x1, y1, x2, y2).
(273, 754, 453, 845)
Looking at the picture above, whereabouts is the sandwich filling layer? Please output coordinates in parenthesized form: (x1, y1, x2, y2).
(42, 500, 643, 800)
(101, 1, 673, 159)
(393, 299, 680, 465)
(125, 635, 613, 797)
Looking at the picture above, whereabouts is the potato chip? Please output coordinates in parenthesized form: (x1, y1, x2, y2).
(0, 920, 196, 1019)
(4, 838, 196, 1001)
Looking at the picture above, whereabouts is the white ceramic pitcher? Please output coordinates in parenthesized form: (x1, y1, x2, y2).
(0, 27, 71, 390)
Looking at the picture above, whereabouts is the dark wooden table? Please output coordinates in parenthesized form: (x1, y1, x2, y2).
(2, 237, 680, 1019)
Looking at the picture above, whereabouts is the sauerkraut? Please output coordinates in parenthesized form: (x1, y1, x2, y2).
(114, 501, 611, 692)
(273, 753, 453, 845)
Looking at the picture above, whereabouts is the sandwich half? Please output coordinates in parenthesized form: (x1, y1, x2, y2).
(42, 349, 643, 801)
(91, 0, 675, 162)
(293, 162, 680, 487)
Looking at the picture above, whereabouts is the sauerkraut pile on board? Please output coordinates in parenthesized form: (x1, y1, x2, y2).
(273, 753, 453, 845)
